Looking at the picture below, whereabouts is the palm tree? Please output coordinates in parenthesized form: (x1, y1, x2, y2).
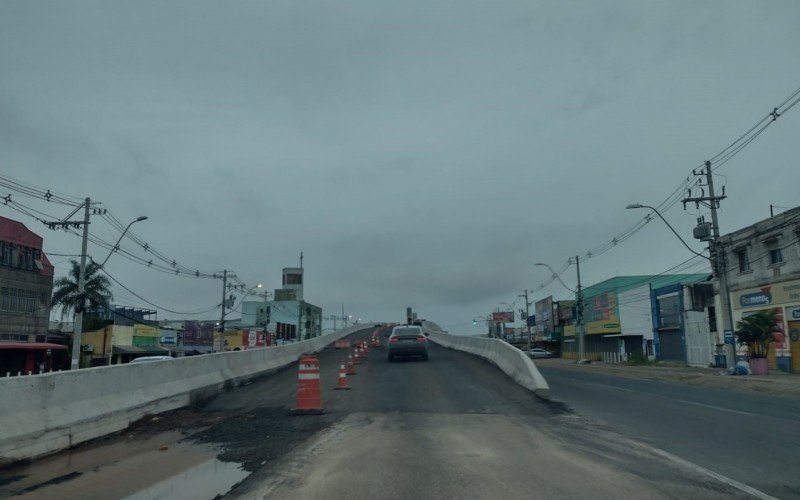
(51, 260, 113, 319)
(735, 309, 780, 359)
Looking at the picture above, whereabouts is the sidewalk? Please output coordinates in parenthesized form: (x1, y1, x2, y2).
(534, 357, 800, 397)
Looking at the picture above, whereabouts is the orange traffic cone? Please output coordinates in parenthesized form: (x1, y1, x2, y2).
(354, 348, 362, 364)
(291, 355, 324, 415)
(346, 355, 356, 375)
(334, 364, 351, 390)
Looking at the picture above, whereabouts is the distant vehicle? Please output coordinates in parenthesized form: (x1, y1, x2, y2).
(387, 325, 428, 361)
(527, 348, 554, 359)
(130, 355, 173, 363)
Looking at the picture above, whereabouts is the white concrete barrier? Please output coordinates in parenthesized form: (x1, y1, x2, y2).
(0, 324, 375, 465)
(426, 330, 550, 400)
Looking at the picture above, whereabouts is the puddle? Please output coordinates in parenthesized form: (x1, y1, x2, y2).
(125, 458, 248, 500)
(0, 432, 250, 500)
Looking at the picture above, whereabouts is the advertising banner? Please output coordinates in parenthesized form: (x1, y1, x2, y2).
(535, 296, 554, 334)
(584, 291, 621, 334)
(184, 320, 215, 345)
(732, 278, 800, 310)
(492, 311, 514, 323)
(242, 329, 267, 348)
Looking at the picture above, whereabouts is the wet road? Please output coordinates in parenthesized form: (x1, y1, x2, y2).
(0, 328, 775, 499)
(539, 363, 800, 499)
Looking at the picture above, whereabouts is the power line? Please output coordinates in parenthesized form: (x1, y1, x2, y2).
(99, 267, 221, 316)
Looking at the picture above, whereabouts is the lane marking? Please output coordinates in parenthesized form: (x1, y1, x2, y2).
(677, 399, 756, 417)
(631, 442, 779, 500)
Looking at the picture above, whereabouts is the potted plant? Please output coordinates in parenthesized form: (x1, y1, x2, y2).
(735, 310, 780, 375)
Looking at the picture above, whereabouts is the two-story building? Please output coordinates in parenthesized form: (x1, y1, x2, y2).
(0, 216, 54, 342)
(719, 206, 800, 372)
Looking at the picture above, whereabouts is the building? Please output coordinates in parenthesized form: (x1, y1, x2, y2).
(652, 281, 716, 365)
(562, 274, 709, 362)
(81, 305, 170, 365)
(241, 267, 322, 341)
(719, 206, 800, 372)
(0, 216, 54, 342)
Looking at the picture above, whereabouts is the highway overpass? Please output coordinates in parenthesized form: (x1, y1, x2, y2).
(0, 326, 783, 499)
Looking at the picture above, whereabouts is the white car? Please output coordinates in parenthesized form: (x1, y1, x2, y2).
(130, 356, 173, 363)
(527, 348, 554, 358)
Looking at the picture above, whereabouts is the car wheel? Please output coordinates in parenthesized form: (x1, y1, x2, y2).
(388, 354, 394, 362)
(422, 353, 429, 361)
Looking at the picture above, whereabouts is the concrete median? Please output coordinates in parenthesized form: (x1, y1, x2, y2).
(425, 331, 550, 400)
(0, 325, 374, 466)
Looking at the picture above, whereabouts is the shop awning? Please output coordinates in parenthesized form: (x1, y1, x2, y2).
(0, 342, 67, 350)
(112, 345, 171, 355)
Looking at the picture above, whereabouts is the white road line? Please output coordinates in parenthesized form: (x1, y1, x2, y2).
(635, 443, 779, 500)
(677, 399, 756, 417)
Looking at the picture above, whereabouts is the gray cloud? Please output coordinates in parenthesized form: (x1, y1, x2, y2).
(1, 0, 799, 329)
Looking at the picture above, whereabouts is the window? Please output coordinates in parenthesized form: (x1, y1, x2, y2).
(1, 242, 9, 266)
(657, 294, 681, 329)
(707, 306, 717, 333)
(769, 248, 783, 265)
(736, 249, 750, 272)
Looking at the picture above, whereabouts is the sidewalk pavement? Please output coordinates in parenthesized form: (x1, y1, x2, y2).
(534, 357, 800, 397)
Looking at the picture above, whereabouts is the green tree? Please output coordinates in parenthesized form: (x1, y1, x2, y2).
(51, 259, 113, 319)
(735, 310, 780, 359)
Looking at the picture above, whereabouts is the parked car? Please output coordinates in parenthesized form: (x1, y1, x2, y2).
(387, 325, 428, 361)
(527, 348, 554, 358)
(130, 356, 173, 363)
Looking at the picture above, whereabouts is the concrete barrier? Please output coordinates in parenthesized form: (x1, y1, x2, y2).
(425, 330, 550, 400)
(0, 325, 374, 465)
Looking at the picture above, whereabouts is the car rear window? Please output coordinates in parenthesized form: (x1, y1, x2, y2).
(393, 328, 422, 336)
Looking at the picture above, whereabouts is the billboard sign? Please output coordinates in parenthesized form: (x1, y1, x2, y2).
(242, 329, 267, 348)
(492, 311, 514, 322)
(183, 320, 214, 345)
(535, 296, 554, 334)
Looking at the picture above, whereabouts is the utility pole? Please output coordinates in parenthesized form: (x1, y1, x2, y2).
(520, 289, 532, 352)
(683, 161, 736, 368)
(219, 269, 227, 352)
(575, 254, 586, 363)
(70, 198, 91, 370)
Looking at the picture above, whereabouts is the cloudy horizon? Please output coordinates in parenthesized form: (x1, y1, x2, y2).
(2, 1, 799, 330)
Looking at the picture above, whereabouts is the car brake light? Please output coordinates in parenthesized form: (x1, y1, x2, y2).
(417, 336, 427, 342)
(389, 337, 399, 344)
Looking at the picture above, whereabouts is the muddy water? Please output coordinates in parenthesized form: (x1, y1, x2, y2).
(0, 431, 248, 499)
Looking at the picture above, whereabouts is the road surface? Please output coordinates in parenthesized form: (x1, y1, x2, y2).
(0, 328, 774, 499)
(539, 362, 800, 499)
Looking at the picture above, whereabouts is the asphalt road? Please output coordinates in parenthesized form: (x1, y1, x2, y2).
(0, 328, 781, 499)
(538, 364, 800, 499)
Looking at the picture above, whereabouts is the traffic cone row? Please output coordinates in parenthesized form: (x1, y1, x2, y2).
(291, 337, 373, 416)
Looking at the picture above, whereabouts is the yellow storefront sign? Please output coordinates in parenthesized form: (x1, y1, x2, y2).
(133, 324, 158, 337)
(586, 320, 621, 335)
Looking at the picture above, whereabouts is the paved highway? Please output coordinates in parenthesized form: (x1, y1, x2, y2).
(0, 328, 775, 499)
(539, 363, 800, 499)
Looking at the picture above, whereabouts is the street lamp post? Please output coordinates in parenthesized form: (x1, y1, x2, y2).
(94, 215, 148, 366)
(535, 260, 586, 363)
(625, 203, 732, 364)
(98, 216, 148, 269)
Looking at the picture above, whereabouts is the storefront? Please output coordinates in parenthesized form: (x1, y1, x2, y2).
(731, 278, 800, 372)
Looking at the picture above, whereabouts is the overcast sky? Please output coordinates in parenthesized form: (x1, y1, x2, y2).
(2, 1, 799, 330)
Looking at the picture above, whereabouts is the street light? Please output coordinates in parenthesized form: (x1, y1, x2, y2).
(625, 204, 710, 261)
(534, 260, 586, 363)
(98, 216, 148, 269)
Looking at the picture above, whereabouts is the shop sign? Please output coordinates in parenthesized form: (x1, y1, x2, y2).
(739, 288, 772, 308)
(733, 278, 800, 309)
